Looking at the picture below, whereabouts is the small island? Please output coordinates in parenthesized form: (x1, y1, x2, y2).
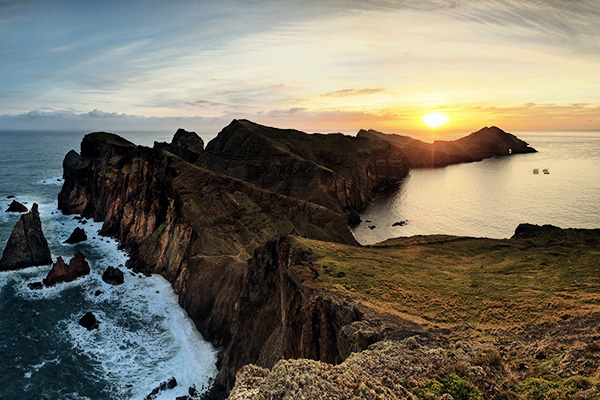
(55, 120, 600, 399)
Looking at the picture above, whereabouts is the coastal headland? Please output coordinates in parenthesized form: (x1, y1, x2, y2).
(56, 120, 600, 399)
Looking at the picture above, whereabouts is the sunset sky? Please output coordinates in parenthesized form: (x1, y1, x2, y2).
(1, 0, 599, 138)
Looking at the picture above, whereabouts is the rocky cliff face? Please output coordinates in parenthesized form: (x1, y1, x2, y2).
(154, 128, 204, 163)
(358, 126, 536, 168)
(201, 120, 408, 216)
(0, 203, 52, 270)
(58, 128, 372, 392)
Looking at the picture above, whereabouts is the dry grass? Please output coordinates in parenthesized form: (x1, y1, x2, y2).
(296, 232, 600, 327)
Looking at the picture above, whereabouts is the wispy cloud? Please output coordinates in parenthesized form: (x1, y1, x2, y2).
(321, 88, 385, 97)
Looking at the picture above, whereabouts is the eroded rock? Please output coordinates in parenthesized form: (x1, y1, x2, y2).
(78, 312, 99, 330)
(0, 203, 52, 270)
(102, 266, 124, 285)
(43, 252, 90, 287)
(64, 227, 87, 244)
(6, 200, 28, 213)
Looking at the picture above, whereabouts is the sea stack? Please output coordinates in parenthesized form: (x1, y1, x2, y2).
(64, 227, 87, 244)
(0, 203, 52, 270)
(43, 252, 90, 287)
(102, 266, 124, 285)
(5, 200, 28, 213)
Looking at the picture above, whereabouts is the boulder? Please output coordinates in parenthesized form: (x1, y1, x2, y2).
(43, 252, 90, 287)
(144, 377, 178, 400)
(5, 200, 28, 213)
(27, 282, 44, 290)
(102, 266, 124, 285)
(0, 203, 52, 271)
(64, 227, 87, 244)
(78, 312, 99, 330)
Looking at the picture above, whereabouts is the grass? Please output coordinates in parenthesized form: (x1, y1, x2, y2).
(296, 233, 600, 326)
(152, 223, 167, 238)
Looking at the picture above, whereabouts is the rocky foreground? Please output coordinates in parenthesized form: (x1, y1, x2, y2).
(53, 120, 600, 399)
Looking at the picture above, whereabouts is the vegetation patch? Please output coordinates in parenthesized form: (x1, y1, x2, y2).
(412, 374, 482, 400)
(152, 223, 167, 238)
(296, 231, 600, 326)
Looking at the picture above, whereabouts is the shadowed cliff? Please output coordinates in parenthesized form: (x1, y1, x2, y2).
(58, 127, 389, 392)
(358, 126, 536, 168)
(198, 119, 409, 221)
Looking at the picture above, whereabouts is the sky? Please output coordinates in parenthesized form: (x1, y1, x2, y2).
(1, 0, 599, 139)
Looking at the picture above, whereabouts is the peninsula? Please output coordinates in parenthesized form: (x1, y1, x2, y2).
(56, 121, 600, 399)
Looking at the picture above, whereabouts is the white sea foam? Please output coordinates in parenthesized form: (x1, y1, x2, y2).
(36, 176, 64, 186)
(65, 275, 218, 399)
(40, 207, 217, 398)
(2, 200, 218, 399)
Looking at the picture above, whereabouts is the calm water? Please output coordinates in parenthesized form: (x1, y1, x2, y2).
(352, 132, 600, 244)
(0, 130, 217, 400)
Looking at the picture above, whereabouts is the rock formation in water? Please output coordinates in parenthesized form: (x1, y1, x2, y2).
(57, 121, 544, 397)
(0, 203, 52, 270)
(64, 227, 87, 244)
(358, 126, 536, 168)
(78, 312, 99, 330)
(43, 251, 90, 287)
(5, 200, 28, 213)
(102, 266, 124, 285)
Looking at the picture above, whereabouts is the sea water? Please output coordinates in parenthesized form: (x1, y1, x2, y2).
(0, 130, 218, 400)
(352, 132, 600, 244)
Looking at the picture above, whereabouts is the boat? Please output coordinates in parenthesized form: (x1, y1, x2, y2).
(543, 169, 549, 174)
(533, 169, 539, 174)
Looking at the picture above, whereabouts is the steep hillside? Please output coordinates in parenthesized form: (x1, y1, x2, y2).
(358, 126, 536, 168)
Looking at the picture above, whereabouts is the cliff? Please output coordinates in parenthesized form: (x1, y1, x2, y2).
(200, 119, 408, 218)
(57, 121, 545, 398)
(358, 126, 536, 168)
(0, 203, 52, 270)
(154, 128, 204, 163)
(231, 227, 600, 399)
(58, 128, 386, 391)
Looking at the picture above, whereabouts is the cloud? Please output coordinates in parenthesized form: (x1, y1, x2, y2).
(86, 109, 128, 118)
(0, 108, 232, 134)
(186, 99, 232, 108)
(321, 88, 385, 97)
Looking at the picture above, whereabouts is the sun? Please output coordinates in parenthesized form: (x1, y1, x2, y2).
(422, 112, 451, 128)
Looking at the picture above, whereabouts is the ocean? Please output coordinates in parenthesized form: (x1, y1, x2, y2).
(352, 132, 600, 244)
(0, 130, 218, 400)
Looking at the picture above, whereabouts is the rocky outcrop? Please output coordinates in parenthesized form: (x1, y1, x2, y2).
(0, 203, 52, 270)
(201, 119, 408, 216)
(43, 252, 90, 287)
(154, 128, 204, 163)
(358, 126, 536, 168)
(6, 200, 28, 213)
(64, 227, 87, 244)
(102, 266, 124, 285)
(79, 312, 99, 330)
(58, 127, 366, 391)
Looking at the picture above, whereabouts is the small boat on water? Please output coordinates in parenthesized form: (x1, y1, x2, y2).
(543, 169, 549, 174)
(533, 169, 539, 174)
